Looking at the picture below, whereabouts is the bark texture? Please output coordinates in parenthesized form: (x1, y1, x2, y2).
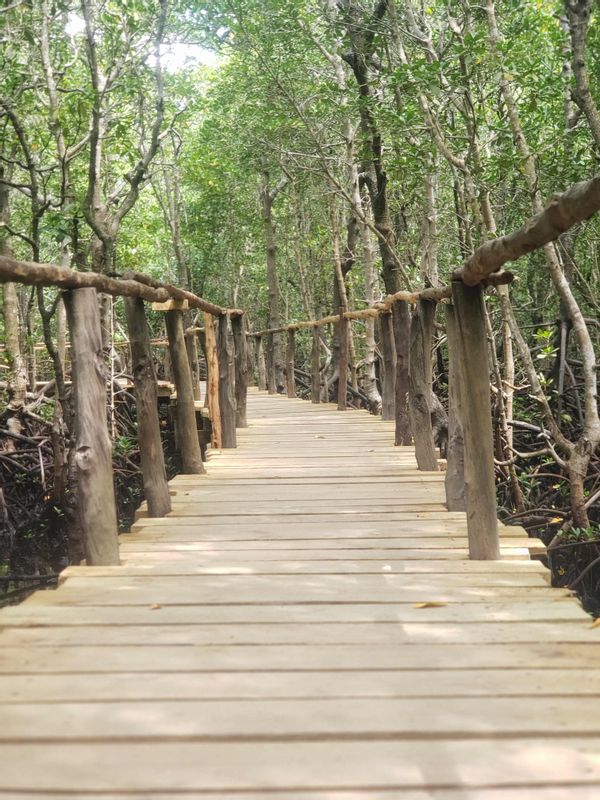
(165, 309, 205, 474)
(408, 299, 439, 471)
(124, 297, 171, 517)
(452, 281, 500, 559)
(63, 288, 119, 565)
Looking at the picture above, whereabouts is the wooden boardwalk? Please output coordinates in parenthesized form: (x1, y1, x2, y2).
(1, 389, 600, 797)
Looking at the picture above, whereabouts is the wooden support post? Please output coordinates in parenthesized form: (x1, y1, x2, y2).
(246, 335, 256, 387)
(217, 314, 237, 448)
(379, 312, 396, 421)
(231, 314, 248, 428)
(286, 328, 296, 398)
(204, 312, 222, 448)
(256, 336, 267, 391)
(408, 299, 439, 471)
(311, 326, 321, 404)
(198, 329, 209, 408)
(337, 315, 349, 411)
(124, 297, 171, 517)
(451, 281, 500, 560)
(266, 331, 277, 394)
(443, 303, 466, 511)
(185, 328, 201, 402)
(63, 288, 119, 565)
(165, 309, 205, 474)
(392, 299, 411, 445)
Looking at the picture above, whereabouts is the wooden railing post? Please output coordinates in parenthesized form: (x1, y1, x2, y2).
(256, 335, 267, 391)
(231, 314, 248, 428)
(266, 331, 277, 394)
(165, 307, 205, 474)
(185, 327, 201, 402)
(217, 314, 237, 447)
(379, 312, 396, 420)
(246, 334, 256, 387)
(286, 328, 296, 398)
(451, 280, 500, 559)
(337, 314, 349, 411)
(408, 299, 439, 471)
(392, 299, 411, 445)
(443, 302, 466, 511)
(63, 287, 119, 565)
(204, 312, 222, 448)
(124, 297, 172, 517)
(311, 325, 321, 404)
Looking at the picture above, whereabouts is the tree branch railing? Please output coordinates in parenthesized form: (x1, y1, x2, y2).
(0, 254, 246, 567)
(2, 173, 599, 569)
(247, 174, 600, 562)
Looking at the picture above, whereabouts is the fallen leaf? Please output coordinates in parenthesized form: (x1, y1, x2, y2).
(413, 602, 447, 609)
(550, 517, 563, 524)
(150, 604, 162, 610)
(592, 618, 600, 628)
(314, 435, 325, 439)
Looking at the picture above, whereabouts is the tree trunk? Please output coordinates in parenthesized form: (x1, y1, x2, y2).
(232, 314, 248, 428)
(63, 287, 119, 566)
(452, 281, 500, 560)
(217, 315, 237, 448)
(408, 299, 439, 471)
(124, 297, 171, 517)
(165, 309, 205, 474)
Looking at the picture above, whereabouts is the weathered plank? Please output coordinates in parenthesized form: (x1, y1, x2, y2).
(0, 386, 596, 798)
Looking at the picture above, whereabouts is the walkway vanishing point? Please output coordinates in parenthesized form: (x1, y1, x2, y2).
(2, 389, 600, 797)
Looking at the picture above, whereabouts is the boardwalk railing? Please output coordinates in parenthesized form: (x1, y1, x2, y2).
(0, 256, 248, 566)
(247, 175, 600, 562)
(1, 174, 599, 566)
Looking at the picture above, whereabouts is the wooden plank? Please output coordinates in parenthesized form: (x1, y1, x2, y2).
(0, 784, 599, 800)
(61, 558, 548, 576)
(2, 620, 595, 647)
(0, 667, 598, 704)
(7, 790, 597, 800)
(1, 739, 600, 792)
(2, 642, 597, 673)
(19, 575, 557, 610)
(4, 695, 600, 742)
(0, 386, 593, 797)
(0, 599, 583, 627)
